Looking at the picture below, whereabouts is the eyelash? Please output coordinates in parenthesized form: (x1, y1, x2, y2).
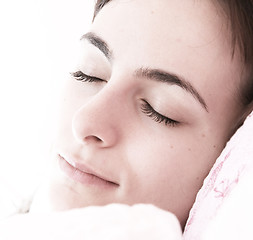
(70, 71, 106, 83)
(71, 71, 179, 127)
(141, 99, 179, 127)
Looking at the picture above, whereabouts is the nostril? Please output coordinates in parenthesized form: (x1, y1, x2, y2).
(84, 135, 103, 144)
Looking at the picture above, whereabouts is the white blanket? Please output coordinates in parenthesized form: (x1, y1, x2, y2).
(0, 204, 182, 240)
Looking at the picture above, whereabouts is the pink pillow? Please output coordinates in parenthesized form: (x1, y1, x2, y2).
(183, 111, 253, 239)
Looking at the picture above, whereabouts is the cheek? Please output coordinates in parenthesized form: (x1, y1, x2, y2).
(56, 80, 95, 129)
(123, 133, 211, 221)
(124, 132, 185, 186)
(59, 77, 104, 113)
(126, 128, 216, 192)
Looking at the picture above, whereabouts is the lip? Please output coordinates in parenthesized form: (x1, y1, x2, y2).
(58, 154, 119, 188)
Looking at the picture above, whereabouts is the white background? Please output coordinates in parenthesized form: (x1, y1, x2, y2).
(0, 0, 94, 198)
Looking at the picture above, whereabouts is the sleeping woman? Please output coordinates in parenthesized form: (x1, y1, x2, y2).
(7, 0, 253, 235)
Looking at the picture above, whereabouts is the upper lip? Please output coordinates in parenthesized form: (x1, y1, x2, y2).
(59, 154, 119, 186)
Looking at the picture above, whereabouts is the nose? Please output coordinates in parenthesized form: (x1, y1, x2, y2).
(72, 88, 120, 148)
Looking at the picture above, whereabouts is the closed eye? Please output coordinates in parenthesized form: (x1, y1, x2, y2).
(141, 99, 180, 127)
(70, 71, 106, 83)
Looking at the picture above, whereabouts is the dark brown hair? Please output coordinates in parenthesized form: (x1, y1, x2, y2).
(93, 0, 253, 106)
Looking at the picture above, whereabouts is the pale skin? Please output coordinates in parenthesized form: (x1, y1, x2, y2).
(30, 0, 247, 228)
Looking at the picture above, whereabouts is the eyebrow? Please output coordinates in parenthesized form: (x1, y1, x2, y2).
(81, 32, 112, 60)
(81, 32, 208, 112)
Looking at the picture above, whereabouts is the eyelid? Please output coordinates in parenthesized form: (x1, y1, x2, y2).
(70, 71, 107, 83)
(140, 99, 180, 127)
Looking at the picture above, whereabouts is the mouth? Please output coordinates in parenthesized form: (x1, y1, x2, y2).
(58, 154, 119, 188)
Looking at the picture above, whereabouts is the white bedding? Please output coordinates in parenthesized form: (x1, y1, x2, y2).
(0, 204, 182, 240)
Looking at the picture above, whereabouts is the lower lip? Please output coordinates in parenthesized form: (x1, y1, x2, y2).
(58, 155, 118, 188)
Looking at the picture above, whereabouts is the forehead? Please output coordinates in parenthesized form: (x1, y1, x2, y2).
(91, 0, 243, 111)
(92, 0, 227, 59)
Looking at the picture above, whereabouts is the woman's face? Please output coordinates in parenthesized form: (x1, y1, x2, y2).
(32, 0, 246, 226)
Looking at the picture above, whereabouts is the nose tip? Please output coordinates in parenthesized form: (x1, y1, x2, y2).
(72, 106, 118, 148)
